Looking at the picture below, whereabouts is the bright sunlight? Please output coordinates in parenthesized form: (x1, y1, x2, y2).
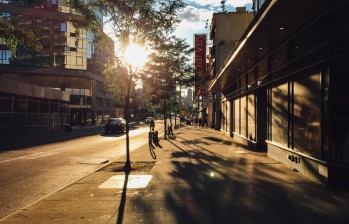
(124, 43, 148, 68)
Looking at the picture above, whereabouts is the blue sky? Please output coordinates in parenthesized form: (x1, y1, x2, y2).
(174, 0, 253, 47)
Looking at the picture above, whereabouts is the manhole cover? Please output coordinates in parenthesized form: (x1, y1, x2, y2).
(77, 158, 109, 165)
(98, 175, 153, 189)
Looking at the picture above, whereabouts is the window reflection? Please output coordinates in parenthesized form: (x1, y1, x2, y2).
(294, 73, 321, 158)
(271, 83, 288, 147)
(234, 98, 240, 134)
(241, 96, 247, 137)
(248, 94, 256, 141)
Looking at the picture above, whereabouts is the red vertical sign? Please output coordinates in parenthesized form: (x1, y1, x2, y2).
(194, 34, 206, 96)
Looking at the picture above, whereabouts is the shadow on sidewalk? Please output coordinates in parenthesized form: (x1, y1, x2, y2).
(116, 166, 130, 224)
(132, 129, 347, 224)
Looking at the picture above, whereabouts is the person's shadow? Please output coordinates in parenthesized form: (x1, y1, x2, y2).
(154, 141, 162, 148)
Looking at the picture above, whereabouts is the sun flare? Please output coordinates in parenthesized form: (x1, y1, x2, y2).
(124, 43, 148, 68)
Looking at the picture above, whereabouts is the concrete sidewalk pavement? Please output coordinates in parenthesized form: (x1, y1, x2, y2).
(1, 125, 349, 224)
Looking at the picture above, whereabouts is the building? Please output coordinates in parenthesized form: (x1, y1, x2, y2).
(209, 0, 349, 189)
(207, 7, 254, 130)
(186, 88, 193, 107)
(0, 0, 115, 135)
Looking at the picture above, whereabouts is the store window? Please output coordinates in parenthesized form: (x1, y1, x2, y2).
(0, 50, 12, 64)
(293, 73, 321, 158)
(271, 83, 288, 147)
(234, 98, 240, 134)
(248, 94, 256, 141)
(17, 51, 34, 65)
(241, 96, 247, 138)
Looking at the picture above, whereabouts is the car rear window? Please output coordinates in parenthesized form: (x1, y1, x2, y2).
(108, 118, 122, 123)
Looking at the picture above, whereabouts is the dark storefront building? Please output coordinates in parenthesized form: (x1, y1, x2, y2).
(209, 0, 349, 188)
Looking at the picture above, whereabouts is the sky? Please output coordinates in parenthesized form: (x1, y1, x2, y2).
(174, 0, 253, 48)
(173, 0, 253, 97)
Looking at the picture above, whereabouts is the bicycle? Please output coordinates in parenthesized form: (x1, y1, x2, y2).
(166, 123, 174, 138)
(148, 131, 156, 159)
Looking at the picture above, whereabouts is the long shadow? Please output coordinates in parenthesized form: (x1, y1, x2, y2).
(116, 165, 130, 224)
(149, 147, 157, 159)
(105, 126, 349, 223)
(163, 130, 347, 223)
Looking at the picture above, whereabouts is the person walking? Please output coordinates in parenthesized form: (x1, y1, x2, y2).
(149, 118, 155, 131)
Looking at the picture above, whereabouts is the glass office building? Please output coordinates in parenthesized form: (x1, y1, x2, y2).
(0, 0, 115, 134)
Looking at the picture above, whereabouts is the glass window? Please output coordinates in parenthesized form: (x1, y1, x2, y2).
(221, 101, 226, 131)
(54, 55, 66, 66)
(77, 56, 83, 66)
(225, 100, 231, 134)
(271, 83, 288, 147)
(248, 94, 256, 141)
(241, 96, 247, 137)
(17, 51, 34, 65)
(294, 74, 321, 158)
(0, 50, 12, 64)
(0, 97, 12, 112)
(60, 22, 67, 32)
(234, 99, 240, 134)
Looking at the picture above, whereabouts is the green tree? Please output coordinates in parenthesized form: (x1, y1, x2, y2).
(0, 1, 46, 54)
(69, 0, 186, 169)
(141, 36, 193, 138)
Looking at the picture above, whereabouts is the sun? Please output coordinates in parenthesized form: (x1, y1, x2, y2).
(124, 43, 148, 68)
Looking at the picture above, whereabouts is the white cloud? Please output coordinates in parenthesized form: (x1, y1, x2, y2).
(178, 5, 212, 24)
(173, 0, 253, 47)
(174, 5, 212, 44)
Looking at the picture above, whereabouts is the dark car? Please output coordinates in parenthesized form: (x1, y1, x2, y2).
(104, 118, 126, 133)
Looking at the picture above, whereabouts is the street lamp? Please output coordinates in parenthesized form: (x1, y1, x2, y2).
(123, 43, 148, 170)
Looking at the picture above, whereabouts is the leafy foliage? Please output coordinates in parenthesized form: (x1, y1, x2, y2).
(68, 0, 186, 48)
(0, 10, 43, 54)
(141, 36, 194, 111)
(69, 0, 188, 110)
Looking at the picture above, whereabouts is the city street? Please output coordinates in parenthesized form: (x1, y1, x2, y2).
(0, 121, 163, 220)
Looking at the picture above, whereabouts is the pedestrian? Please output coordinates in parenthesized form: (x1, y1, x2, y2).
(195, 117, 198, 128)
(149, 118, 155, 131)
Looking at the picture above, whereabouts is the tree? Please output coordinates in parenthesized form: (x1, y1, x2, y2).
(0, 1, 46, 54)
(69, 0, 186, 170)
(141, 36, 193, 139)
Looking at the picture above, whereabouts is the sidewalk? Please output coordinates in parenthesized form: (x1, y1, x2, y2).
(1, 126, 349, 224)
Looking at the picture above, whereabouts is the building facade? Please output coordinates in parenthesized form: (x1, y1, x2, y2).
(0, 0, 115, 135)
(207, 7, 254, 130)
(209, 0, 349, 188)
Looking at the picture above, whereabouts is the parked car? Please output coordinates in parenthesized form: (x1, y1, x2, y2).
(145, 117, 153, 124)
(104, 118, 126, 133)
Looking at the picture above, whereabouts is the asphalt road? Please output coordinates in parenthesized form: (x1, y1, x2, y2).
(0, 122, 162, 220)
